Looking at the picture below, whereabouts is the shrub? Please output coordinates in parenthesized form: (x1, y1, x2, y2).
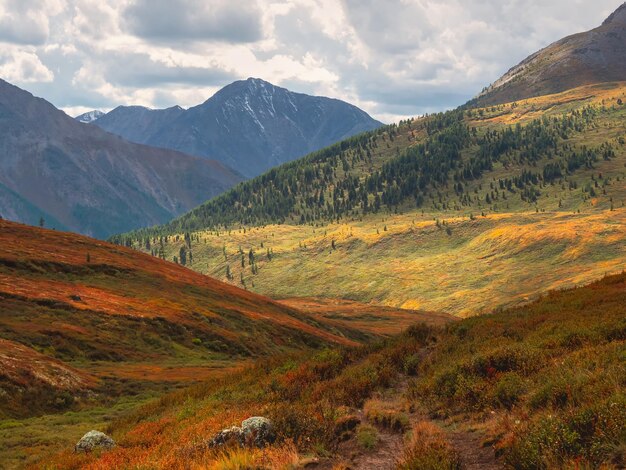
(469, 345, 541, 378)
(558, 331, 589, 349)
(492, 372, 525, 410)
(505, 395, 626, 469)
(356, 424, 378, 450)
(268, 402, 334, 450)
(403, 353, 422, 376)
(397, 421, 462, 470)
(406, 323, 433, 345)
(314, 359, 393, 408)
(528, 373, 586, 410)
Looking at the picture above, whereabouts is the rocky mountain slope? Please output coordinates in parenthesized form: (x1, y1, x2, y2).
(473, 3, 626, 106)
(93, 78, 383, 178)
(0, 79, 242, 238)
(93, 105, 184, 144)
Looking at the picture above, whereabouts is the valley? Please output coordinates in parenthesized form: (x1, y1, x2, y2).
(37, 272, 626, 469)
(0, 3, 625, 469)
(125, 83, 626, 316)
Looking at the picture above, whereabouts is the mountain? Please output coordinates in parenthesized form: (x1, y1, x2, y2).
(93, 78, 384, 178)
(74, 110, 104, 123)
(0, 79, 242, 238)
(473, 3, 626, 106)
(93, 105, 184, 144)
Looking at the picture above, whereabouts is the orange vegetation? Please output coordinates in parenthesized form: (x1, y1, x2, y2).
(0, 219, 450, 422)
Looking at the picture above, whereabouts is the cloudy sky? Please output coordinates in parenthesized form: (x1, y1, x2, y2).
(0, 0, 621, 122)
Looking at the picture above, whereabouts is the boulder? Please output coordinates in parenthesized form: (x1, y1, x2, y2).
(208, 426, 243, 447)
(241, 416, 275, 448)
(75, 430, 115, 452)
(208, 416, 275, 449)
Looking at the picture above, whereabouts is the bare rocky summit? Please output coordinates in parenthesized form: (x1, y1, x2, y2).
(473, 3, 626, 106)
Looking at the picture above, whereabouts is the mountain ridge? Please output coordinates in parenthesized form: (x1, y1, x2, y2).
(93, 77, 383, 178)
(472, 2, 626, 106)
(74, 110, 104, 123)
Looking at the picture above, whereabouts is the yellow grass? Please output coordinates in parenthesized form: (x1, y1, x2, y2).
(158, 208, 625, 317)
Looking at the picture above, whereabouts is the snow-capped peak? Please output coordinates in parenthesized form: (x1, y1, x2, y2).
(75, 110, 104, 123)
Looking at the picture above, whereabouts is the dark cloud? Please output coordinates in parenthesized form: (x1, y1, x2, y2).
(123, 0, 264, 44)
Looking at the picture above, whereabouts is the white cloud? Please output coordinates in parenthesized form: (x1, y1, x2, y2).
(0, 0, 622, 122)
(0, 0, 64, 45)
(0, 48, 54, 82)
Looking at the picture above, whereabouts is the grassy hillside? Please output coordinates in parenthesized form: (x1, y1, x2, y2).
(46, 272, 625, 469)
(0, 220, 448, 468)
(121, 83, 626, 316)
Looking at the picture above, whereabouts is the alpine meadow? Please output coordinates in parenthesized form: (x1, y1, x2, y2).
(0, 2, 624, 470)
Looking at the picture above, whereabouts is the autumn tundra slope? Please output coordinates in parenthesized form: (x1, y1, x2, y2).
(47, 272, 626, 469)
(0, 219, 448, 467)
(0, 218, 383, 418)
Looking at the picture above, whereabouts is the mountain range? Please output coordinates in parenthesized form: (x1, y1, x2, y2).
(88, 78, 383, 178)
(0, 79, 242, 238)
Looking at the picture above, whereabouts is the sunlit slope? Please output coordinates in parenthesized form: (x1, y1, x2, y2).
(120, 82, 626, 237)
(129, 83, 626, 316)
(151, 210, 625, 317)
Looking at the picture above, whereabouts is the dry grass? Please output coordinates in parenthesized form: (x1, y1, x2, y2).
(153, 208, 626, 317)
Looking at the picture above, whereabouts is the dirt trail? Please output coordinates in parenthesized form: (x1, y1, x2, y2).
(312, 376, 504, 470)
(445, 425, 503, 470)
(348, 410, 404, 470)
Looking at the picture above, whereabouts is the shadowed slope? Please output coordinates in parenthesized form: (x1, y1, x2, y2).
(0, 79, 242, 238)
(0, 219, 383, 419)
